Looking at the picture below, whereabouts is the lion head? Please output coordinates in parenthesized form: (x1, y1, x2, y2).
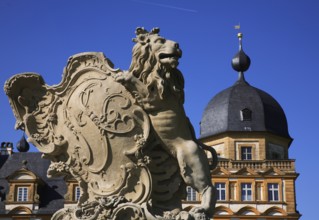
(129, 27, 184, 101)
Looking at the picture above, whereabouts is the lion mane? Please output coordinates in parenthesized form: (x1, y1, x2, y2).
(128, 27, 185, 103)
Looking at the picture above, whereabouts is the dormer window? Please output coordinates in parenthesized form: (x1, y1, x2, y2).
(241, 108, 252, 121)
(5, 168, 42, 211)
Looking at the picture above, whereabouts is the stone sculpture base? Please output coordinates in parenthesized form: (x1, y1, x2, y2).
(52, 198, 209, 220)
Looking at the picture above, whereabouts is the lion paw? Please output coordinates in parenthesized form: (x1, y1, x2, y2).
(114, 71, 132, 83)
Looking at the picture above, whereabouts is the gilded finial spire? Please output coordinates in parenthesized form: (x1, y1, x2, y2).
(238, 32, 243, 50)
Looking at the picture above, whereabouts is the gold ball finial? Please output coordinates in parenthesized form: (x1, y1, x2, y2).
(237, 32, 243, 38)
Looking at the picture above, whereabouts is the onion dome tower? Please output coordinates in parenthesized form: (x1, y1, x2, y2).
(200, 33, 291, 143)
(198, 32, 300, 219)
(16, 134, 30, 152)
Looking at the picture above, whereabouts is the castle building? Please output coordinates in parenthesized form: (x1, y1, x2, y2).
(0, 137, 79, 220)
(188, 33, 300, 219)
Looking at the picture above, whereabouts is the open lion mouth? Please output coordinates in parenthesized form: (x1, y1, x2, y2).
(158, 50, 182, 68)
(159, 51, 182, 60)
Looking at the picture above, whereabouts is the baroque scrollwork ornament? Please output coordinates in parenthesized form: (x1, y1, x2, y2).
(4, 28, 217, 220)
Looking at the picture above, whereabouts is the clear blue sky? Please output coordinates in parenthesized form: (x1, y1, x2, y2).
(1, 0, 318, 218)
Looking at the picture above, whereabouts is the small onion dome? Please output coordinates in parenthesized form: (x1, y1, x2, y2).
(231, 33, 251, 80)
(16, 135, 30, 152)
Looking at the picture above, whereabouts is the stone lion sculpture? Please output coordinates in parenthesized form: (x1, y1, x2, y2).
(116, 27, 217, 216)
(4, 27, 217, 220)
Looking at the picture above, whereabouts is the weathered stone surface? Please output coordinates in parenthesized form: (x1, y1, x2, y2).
(4, 28, 217, 220)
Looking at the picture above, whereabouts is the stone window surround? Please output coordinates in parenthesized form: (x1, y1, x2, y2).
(235, 141, 259, 160)
(241, 183, 253, 201)
(212, 178, 285, 204)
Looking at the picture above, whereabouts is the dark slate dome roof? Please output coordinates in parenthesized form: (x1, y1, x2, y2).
(200, 78, 291, 139)
(200, 32, 290, 139)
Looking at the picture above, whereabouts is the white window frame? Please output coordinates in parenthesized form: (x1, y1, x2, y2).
(268, 183, 279, 202)
(75, 186, 81, 201)
(216, 183, 226, 201)
(17, 186, 28, 202)
(241, 183, 252, 201)
(241, 146, 252, 160)
(235, 142, 259, 160)
(186, 186, 197, 201)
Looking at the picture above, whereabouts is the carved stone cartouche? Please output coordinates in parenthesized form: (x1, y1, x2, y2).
(5, 52, 152, 219)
